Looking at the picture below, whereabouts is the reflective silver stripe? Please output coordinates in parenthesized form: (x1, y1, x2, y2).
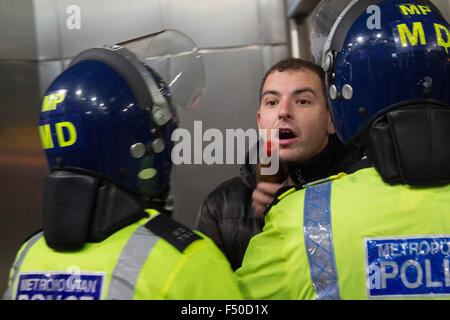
(3, 232, 43, 300)
(303, 181, 341, 300)
(106, 221, 160, 300)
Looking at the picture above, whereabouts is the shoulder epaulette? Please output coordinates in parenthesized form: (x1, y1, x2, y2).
(263, 185, 302, 216)
(145, 213, 201, 253)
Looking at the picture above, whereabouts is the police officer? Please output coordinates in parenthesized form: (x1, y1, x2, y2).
(236, 0, 450, 299)
(3, 30, 242, 300)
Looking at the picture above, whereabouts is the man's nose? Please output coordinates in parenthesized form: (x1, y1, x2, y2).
(278, 99, 292, 119)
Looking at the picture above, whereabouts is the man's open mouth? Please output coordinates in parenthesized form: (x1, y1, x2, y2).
(278, 128, 297, 140)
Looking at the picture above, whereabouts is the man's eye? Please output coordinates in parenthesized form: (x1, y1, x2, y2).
(297, 99, 310, 105)
(266, 100, 278, 106)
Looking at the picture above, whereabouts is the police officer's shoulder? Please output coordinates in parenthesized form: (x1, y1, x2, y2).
(262, 186, 299, 216)
(144, 211, 202, 253)
(22, 228, 44, 245)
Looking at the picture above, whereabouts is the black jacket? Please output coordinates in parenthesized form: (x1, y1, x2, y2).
(195, 134, 363, 270)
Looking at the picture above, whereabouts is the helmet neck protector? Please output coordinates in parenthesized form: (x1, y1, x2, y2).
(366, 100, 450, 186)
(43, 170, 151, 251)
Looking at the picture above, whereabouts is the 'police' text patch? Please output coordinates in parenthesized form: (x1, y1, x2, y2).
(364, 235, 450, 298)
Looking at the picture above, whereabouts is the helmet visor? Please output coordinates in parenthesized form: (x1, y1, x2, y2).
(118, 29, 205, 110)
(309, 0, 353, 64)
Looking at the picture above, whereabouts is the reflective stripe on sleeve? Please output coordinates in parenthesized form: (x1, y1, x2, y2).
(3, 232, 44, 300)
(106, 221, 160, 300)
(303, 181, 341, 300)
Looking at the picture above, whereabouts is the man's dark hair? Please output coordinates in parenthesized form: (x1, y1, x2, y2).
(259, 57, 328, 109)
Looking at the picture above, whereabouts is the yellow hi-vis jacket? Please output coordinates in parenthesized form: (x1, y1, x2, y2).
(236, 167, 450, 300)
(4, 210, 243, 300)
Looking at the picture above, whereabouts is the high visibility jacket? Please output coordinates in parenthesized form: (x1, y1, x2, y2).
(4, 210, 243, 300)
(236, 167, 450, 300)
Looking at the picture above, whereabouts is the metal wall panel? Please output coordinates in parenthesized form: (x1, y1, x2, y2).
(55, 0, 163, 58)
(0, 0, 37, 60)
(0, 61, 46, 296)
(0, 62, 41, 126)
(162, 0, 260, 49)
(258, 0, 288, 45)
(33, 0, 60, 61)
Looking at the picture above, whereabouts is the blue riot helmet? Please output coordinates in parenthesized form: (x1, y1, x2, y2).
(310, 0, 450, 185)
(38, 30, 205, 250)
(40, 30, 204, 198)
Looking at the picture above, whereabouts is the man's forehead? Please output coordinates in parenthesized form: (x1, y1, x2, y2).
(268, 68, 319, 80)
(266, 69, 320, 84)
(263, 69, 321, 94)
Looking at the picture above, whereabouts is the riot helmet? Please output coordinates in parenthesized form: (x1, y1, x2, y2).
(310, 0, 449, 185)
(39, 30, 204, 199)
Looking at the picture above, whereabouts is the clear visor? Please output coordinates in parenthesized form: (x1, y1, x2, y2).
(118, 29, 205, 110)
(309, 0, 353, 64)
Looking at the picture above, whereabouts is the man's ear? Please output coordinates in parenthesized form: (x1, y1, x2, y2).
(327, 111, 336, 135)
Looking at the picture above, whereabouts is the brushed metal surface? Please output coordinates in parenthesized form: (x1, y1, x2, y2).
(258, 0, 288, 45)
(33, 0, 60, 60)
(162, 0, 260, 49)
(0, 0, 37, 60)
(0, 61, 46, 295)
(56, 0, 163, 58)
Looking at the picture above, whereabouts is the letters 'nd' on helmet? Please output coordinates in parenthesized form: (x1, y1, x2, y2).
(310, 0, 449, 145)
(39, 30, 205, 199)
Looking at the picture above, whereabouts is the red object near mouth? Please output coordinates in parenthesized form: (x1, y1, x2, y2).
(266, 140, 272, 157)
